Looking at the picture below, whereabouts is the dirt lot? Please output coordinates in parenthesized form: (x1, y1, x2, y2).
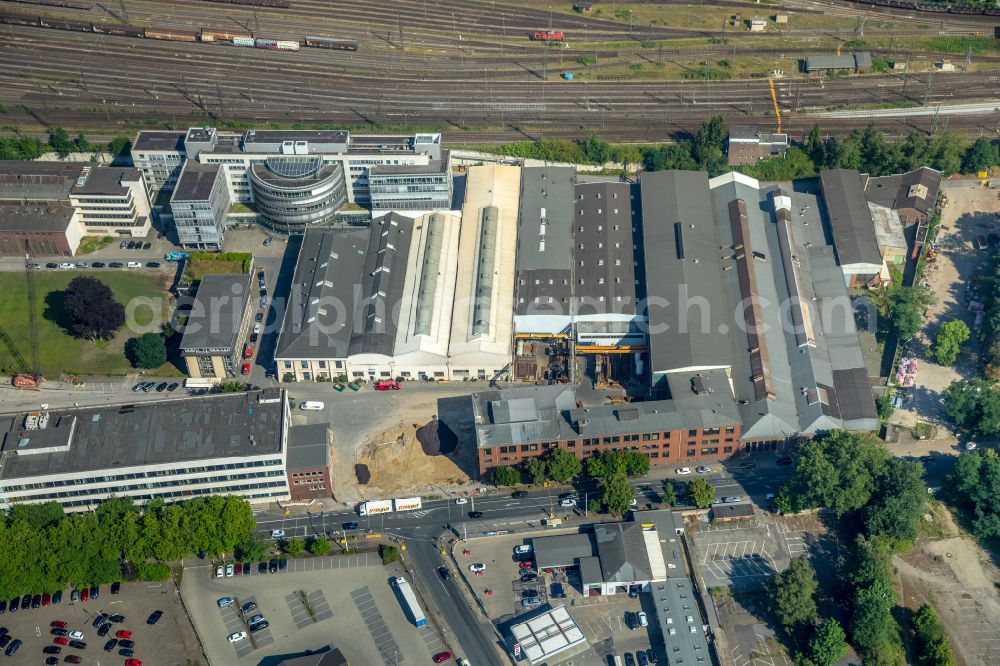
(896, 502, 1000, 666)
(890, 182, 1000, 440)
(353, 424, 471, 496)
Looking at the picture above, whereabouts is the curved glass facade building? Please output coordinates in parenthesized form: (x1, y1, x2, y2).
(249, 157, 346, 233)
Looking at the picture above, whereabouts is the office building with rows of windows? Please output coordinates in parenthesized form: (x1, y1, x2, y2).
(0, 389, 290, 512)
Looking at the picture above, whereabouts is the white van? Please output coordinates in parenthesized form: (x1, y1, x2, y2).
(127, 261, 142, 269)
(299, 401, 325, 411)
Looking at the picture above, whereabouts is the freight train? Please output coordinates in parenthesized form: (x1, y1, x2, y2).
(6, 0, 92, 9)
(0, 11, 357, 50)
(849, 0, 1000, 17)
(201, 0, 291, 8)
(531, 30, 565, 41)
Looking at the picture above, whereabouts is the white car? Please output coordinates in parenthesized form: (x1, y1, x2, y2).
(454, 498, 468, 505)
(722, 496, 742, 503)
(215, 565, 224, 578)
(675, 467, 692, 475)
(469, 563, 486, 572)
(127, 261, 142, 268)
(630, 497, 638, 506)
(965, 441, 978, 451)
(253, 322, 262, 334)
(695, 466, 712, 474)
(270, 529, 286, 539)
(228, 631, 248, 643)
(638, 612, 648, 627)
(59, 262, 74, 269)
(514, 545, 532, 555)
(68, 630, 84, 639)
(225, 563, 234, 577)
(559, 498, 576, 507)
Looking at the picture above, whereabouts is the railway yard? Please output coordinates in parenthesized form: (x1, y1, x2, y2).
(0, 0, 998, 142)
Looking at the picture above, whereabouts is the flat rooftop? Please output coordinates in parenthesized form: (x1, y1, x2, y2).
(244, 129, 349, 145)
(133, 131, 186, 152)
(0, 389, 286, 480)
(287, 423, 330, 470)
(178, 273, 253, 353)
(71, 167, 141, 196)
(0, 161, 82, 201)
(0, 202, 75, 233)
(172, 162, 222, 202)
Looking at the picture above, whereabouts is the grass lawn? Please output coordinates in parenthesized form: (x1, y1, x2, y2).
(76, 236, 114, 255)
(0, 271, 180, 378)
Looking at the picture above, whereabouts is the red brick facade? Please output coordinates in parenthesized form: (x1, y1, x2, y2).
(478, 423, 743, 476)
(286, 466, 332, 501)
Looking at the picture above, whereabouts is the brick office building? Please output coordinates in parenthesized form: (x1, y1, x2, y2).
(286, 424, 333, 501)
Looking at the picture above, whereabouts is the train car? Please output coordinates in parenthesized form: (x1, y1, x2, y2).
(303, 35, 359, 51)
(38, 16, 93, 32)
(144, 28, 198, 42)
(201, 29, 253, 42)
(0, 11, 42, 27)
(232, 36, 256, 47)
(531, 30, 564, 41)
(254, 38, 299, 50)
(202, 0, 290, 7)
(8, 0, 92, 8)
(93, 22, 144, 37)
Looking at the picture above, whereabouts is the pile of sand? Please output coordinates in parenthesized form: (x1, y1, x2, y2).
(356, 424, 469, 495)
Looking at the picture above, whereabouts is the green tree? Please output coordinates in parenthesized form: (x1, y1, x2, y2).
(660, 480, 677, 507)
(9, 502, 65, 530)
(587, 499, 602, 515)
(284, 538, 305, 556)
(379, 544, 400, 565)
(107, 136, 131, 157)
(912, 604, 956, 666)
(63, 276, 126, 340)
(544, 448, 582, 482)
(601, 470, 634, 514)
(889, 285, 935, 341)
(806, 124, 824, 164)
(687, 478, 715, 509)
(768, 556, 818, 628)
(127, 332, 167, 369)
(943, 379, 1000, 436)
(48, 127, 72, 158)
(641, 143, 697, 172)
(875, 394, 894, 422)
(864, 458, 925, 549)
(621, 450, 651, 477)
(524, 458, 547, 485)
(932, 320, 970, 366)
(586, 450, 626, 480)
(849, 536, 902, 664)
(961, 137, 999, 174)
(491, 466, 520, 487)
(310, 537, 331, 555)
(809, 618, 849, 666)
(235, 537, 267, 562)
(945, 450, 1000, 539)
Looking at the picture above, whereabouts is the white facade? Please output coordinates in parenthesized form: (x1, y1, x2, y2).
(70, 169, 153, 237)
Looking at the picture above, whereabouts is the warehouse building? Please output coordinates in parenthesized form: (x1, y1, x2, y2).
(178, 272, 256, 381)
(726, 125, 789, 165)
(505, 606, 589, 665)
(170, 161, 231, 249)
(0, 161, 153, 241)
(132, 127, 451, 225)
(868, 203, 908, 266)
(0, 389, 290, 511)
(0, 203, 82, 257)
(802, 51, 872, 73)
(820, 169, 884, 286)
(864, 166, 942, 226)
(640, 170, 878, 451)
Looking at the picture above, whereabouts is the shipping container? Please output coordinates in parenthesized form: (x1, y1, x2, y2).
(358, 499, 393, 516)
(232, 36, 255, 47)
(202, 29, 254, 42)
(391, 577, 427, 628)
(393, 497, 422, 512)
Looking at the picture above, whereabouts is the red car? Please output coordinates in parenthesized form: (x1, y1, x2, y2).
(80, 588, 89, 602)
(50, 621, 68, 629)
(53, 637, 69, 646)
(241, 362, 251, 375)
(125, 660, 143, 666)
(433, 652, 452, 664)
(115, 630, 133, 639)
(519, 561, 535, 569)
(375, 380, 400, 391)
(64, 657, 81, 664)
(243, 345, 253, 359)
(42, 593, 51, 606)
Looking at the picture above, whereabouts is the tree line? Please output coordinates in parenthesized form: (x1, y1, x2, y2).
(769, 430, 952, 665)
(975, 245, 1000, 378)
(0, 128, 131, 161)
(490, 448, 650, 515)
(488, 119, 1000, 181)
(0, 496, 256, 599)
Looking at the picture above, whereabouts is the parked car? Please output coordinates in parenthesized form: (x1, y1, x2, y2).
(278, 558, 288, 572)
(69, 590, 79, 603)
(696, 466, 712, 474)
(52, 629, 69, 637)
(146, 610, 163, 625)
(68, 631, 84, 639)
(126, 241, 136, 250)
(520, 572, 538, 582)
(167, 383, 179, 392)
(119, 241, 127, 249)
(68, 640, 86, 649)
(258, 562, 268, 575)
(115, 630, 132, 640)
(624, 653, 636, 666)
(91, 262, 105, 268)
(243, 563, 251, 575)
(54, 637, 69, 646)
(50, 621, 67, 629)
(21, 596, 31, 609)
(217, 597, 234, 608)
(628, 584, 639, 598)
(104, 639, 118, 652)
(675, 467, 691, 475)
(110, 582, 120, 595)
(514, 544, 532, 555)
(511, 490, 529, 498)
(268, 560, 278, 574)
(75, 262, 88, 269)
(155, 382, 168, 392)
(722, 496, 742, 503)
(125, 660, 143, 666)
(646, 649, 659, 663)
(46, 658, 59, 665)
(241, 601, 258, 615)
(97, 624, 111, 637)
(637, 652, 649, 666)
(44, 646, 62, 654)
(469, 563, 486, 572)
(63, 656, 81, 664)
(518, 561, 535, 570)
(263, 236, 273, 246)
(108, 262, 123, 268)
(433, 652, 453, 664)
(215, 565, 224, 578)
(521, 589, 539, 599)
(521, 598, 541, 607)
(225, 564, 235, 578)
(551, 583, 565, 598)
(118, 639, 134, 649)
(638, 611, 648, 627)
(241, 363, 251, 375)
(52, 590, 62, 604)
(228, 631, 247, 644)
(246, 614, 266, 626)
(146, 261, 160, 268)
(559, 498, 576, 507)
(31, 594, 42, 608)
(46, 263, 59, 269)
(92, 613, 108, 627)
(625, 612, 638, 631)
(119, 649, 134, 657)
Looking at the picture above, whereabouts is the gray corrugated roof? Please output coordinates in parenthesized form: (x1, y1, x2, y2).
(0, 161, 82, 201)
(348, 213, 413, 356)
(819, 169, 882, 266)
(712, 503, 755, 519)
(287, 423, 330, 470)
(864, 166, 942, 219)
(0, 390, 285, 480)
(640, 171, 731, 376)
(515, 167, 575, 316)
(574, 182, 642, 313)
(804, 54, 859, 71)
(178, 273, 253, 353)
(274, 226, 370, 360)
(533, 533, 597, 570)
(0, 203, 76, 233)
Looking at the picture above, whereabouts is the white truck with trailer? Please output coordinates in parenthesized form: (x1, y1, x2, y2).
(391, 576, 427, 628)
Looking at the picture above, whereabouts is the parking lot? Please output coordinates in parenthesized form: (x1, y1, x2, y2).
(688, 517, 790, 590)
(0, 580, 195, 665)
(181, 558, 442, 666)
